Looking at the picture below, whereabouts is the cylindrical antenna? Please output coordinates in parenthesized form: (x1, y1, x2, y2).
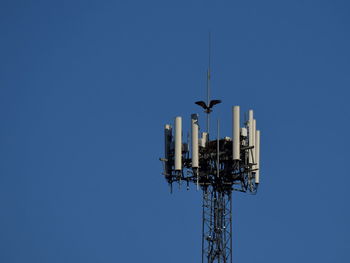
(248, 110, 254, 164)
(201, 132, 208, 147)
(191, 114, 199, 168)
(253, 118, 256, 165)
(164, 124, 172, 173)
(255, 130, 260, 184)
(175, 116, 182, 171)
(232, 106, 240, 160)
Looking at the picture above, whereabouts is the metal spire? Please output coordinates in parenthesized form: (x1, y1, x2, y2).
(195, 32, 222, 137)
(207, 32, 211, 134)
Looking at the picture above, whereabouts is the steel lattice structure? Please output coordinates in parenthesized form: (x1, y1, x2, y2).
(202, 186, 232, 263)
(160, 102, 261, 263)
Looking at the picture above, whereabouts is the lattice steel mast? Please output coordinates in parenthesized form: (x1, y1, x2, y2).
(160, 38, 261, 263)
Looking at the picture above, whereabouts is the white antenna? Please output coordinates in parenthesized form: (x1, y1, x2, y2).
(248, 110, 254, 164)
(191, 114, 199, 168)
(174, 116, 182, 171)
(253, 118, 256, 166)
(255, 130, 261, 184)
(232, 106, 240, 160)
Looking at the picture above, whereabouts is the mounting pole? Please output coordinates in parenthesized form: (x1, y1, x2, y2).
(207, 32, 211, 135)
(217, 119, 219, 178)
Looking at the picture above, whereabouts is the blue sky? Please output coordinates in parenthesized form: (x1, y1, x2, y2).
(0, 0, 349, 262)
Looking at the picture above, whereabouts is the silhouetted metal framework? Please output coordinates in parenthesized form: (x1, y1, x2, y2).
(161, 131, 258, 263)
(202, 186, 232, 263)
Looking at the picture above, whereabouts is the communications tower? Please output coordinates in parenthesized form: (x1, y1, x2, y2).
(160, 43, 261, 263)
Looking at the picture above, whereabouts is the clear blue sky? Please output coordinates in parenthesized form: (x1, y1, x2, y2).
(1, 0, 349, 262)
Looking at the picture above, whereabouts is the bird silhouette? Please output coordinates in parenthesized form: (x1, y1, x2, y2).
(195, 99, 222, 113)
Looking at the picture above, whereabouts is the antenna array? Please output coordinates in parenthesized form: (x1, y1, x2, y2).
(161, 105, 261, 263)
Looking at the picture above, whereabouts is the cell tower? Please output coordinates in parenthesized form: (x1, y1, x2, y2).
(160, 40, 261, 263)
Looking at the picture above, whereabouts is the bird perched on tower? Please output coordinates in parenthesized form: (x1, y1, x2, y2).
(195, 100, 222, 113)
